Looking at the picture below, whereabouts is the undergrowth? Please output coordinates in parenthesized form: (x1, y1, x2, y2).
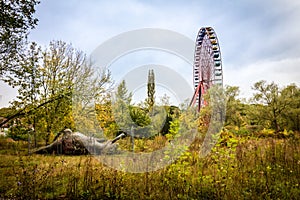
(0, 134, 299, 199)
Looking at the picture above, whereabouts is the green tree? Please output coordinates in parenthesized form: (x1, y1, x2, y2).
(129, 106, 150, 127)
(112, 80, 133, 133)
(252, 80, 285, 132)
(224, 85, 246, 127)
(2, 40, 111, 144)
(0, 0, 40, 77)
(39, 41, 111, 144)
(37, 41, 80, 143)
(146, 69, 155, 111)
(14, 42, 41, 146)
(160, 105, 180, 136)
(0, 42, 42, 145)
(95, 97, 115, 138)
(281, 84, 300, 131)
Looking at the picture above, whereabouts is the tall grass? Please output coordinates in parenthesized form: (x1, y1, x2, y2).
(0, 134, 299, 199)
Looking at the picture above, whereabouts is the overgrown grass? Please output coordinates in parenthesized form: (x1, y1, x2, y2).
(0, 133, 299, 199)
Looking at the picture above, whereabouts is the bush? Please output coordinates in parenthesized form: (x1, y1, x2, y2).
(6, 126, 30, 141)
(257, 128, 275, 137)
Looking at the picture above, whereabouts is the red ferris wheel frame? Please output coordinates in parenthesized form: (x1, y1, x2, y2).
(190, 27, 223, 111)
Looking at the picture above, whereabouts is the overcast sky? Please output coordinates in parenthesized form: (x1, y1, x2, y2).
(1, 0, 300, 107)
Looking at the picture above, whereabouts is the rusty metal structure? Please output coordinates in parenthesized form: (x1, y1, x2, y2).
(190, 27, 223, 111)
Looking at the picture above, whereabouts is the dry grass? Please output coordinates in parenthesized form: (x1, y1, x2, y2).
(0, 134, 299, 199)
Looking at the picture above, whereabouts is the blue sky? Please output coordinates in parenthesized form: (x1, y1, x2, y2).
(1, 0, 300, 107)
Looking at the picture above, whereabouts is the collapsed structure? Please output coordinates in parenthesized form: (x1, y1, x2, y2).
(34, 129, 125, 155)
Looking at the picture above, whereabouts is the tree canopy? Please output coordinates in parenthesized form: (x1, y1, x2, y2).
(0, 0, 40, 77)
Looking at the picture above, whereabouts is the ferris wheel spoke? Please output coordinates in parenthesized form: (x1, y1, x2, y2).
(191, 27, 223, 111)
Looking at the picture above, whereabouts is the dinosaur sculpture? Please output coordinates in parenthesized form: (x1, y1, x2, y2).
(34, 129, 126, 155)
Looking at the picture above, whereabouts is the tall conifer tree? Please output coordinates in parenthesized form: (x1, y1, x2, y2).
(147, 69, 155, 111)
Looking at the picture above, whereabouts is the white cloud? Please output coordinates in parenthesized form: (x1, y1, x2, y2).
(224, 57, 300, 99)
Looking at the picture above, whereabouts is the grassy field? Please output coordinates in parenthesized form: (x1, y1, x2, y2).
(0, 134, 299, 200)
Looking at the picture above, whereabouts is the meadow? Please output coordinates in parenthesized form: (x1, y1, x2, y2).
(0, 132, 299, 200)
(1, 1, 300, 199)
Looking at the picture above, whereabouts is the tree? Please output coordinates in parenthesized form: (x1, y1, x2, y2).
(252, 80, 285, 132)
(129, 106, 151, 127)
(3, 40, 112, 144)
(280, 84, 300, 131)
(13, 42, 41, 146)
(0, 0, 40, 77)
(112, 80, 133, 133)
(224, 85, 246, 127)
(146, 69, 155, 111)
(39, 41, 112, 144)
(160, 105, 180, 136)
(95, 98, 115, 138)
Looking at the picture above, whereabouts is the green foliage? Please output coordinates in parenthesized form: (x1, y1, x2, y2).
(2, 40, 111, 145)
(0, 135, 299, 199)
(95, 100, 116, 138)
(6, 125, 28, 141)
(252, 81, 282, 132)
(223, 81, 300, 134)
(112, 80, 133, 131)
(281, 84, 300, 131)
(228, 126, 250, 136)
(34, 41, 93, 144)
(224, 85, 247, 127)
(129, 106, 151, 127)
(259, 128, 276, 137)
(146, 69, 155, 111)
(160, 105, 180, 136)
(0, 107, 15, 117)
(251, 80, 300, 132)
(165, 119, 179, 140)
(0, 0, 40, 77)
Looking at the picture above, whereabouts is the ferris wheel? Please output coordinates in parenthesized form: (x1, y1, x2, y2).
(190, 27, 223, 111)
